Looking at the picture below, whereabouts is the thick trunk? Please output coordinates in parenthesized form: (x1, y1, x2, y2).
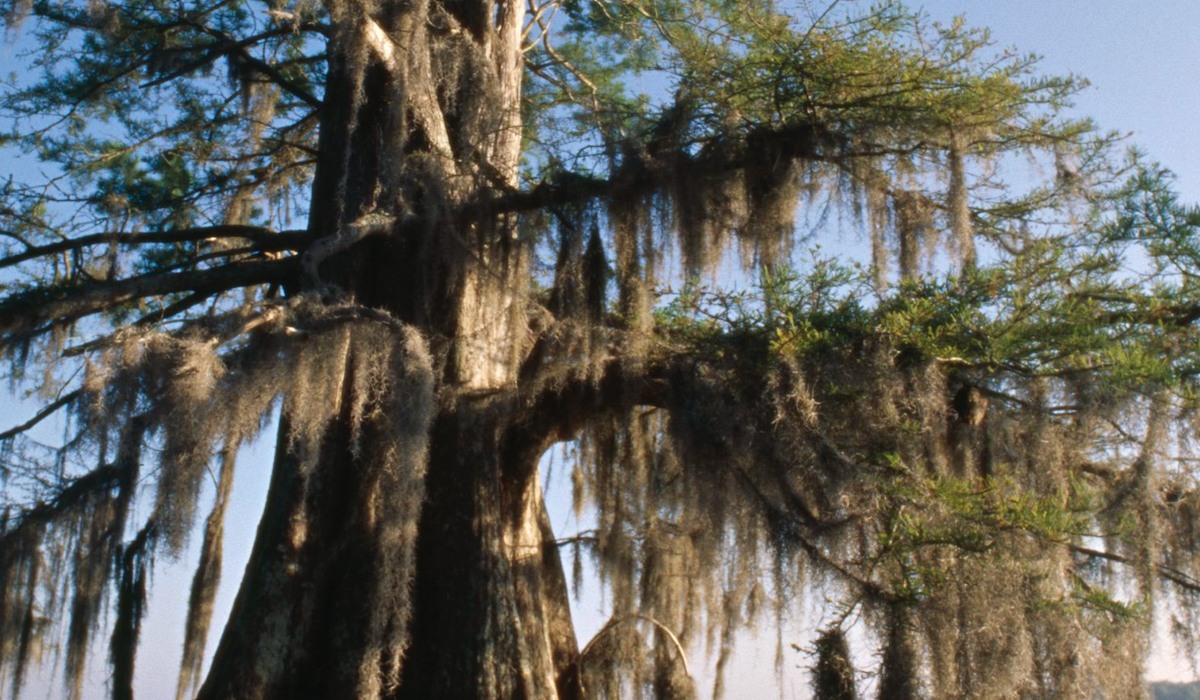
(397, 408, 579, 700)
(197, 3, 578, 695)
(197, 383, 578, 700)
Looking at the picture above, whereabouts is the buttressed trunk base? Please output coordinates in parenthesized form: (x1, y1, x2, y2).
(198, 386, 579, 700)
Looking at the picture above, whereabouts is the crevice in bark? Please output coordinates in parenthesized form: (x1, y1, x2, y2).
(395, 403, 579, 700)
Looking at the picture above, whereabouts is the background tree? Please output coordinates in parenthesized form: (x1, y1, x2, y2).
(1, 0, 1199, 699)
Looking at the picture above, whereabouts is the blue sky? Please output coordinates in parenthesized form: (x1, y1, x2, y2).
(5, 0, 1200, 697)
(918, 0, 1200, 204)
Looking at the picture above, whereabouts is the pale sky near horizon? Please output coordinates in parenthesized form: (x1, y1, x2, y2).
(4, 1, 1200, 698)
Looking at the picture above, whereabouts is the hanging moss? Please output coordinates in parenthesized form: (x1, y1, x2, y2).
(877, 604, 919, 700)
(110, 525, 153, 700)
(946, 132, 975, 269)
(175, 443, 236, 700)
(812, 627, 858, 700)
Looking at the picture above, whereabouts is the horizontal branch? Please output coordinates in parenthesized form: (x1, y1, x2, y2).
(0, 257, 300, 342)
(1067, 291, 1200, 328)
(475, 114, 939, 220)
(0, 389, 83, 442)
(0, 226, 306, 271)
(552, 530, 599, 547)
(1070, 544, 1200, 596)
(481, 121, 837, 215)
(61, 290, 220, 358)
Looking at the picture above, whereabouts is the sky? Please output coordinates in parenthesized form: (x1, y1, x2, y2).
(917, 0, 1200, 204)
(4, 0, 1200, 697)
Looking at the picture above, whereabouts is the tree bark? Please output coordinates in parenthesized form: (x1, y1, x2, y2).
(196, 1, 582, 696)
(396, 407, 579, 700)
(197, 372, 579, 700)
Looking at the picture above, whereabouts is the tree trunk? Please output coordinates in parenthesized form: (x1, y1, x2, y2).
(197, 2, 580, 696)
(196, 390, 579, 700)
(397, 408, 579, 700)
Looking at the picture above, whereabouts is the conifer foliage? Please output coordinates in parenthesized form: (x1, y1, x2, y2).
(1, 0, 1199, 698)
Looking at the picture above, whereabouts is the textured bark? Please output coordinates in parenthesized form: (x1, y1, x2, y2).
(196, 1, 578, 696)
(197, 400, 579, 700)
(396, 407, 579, 700)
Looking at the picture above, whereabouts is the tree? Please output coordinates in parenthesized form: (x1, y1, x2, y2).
(2, 0, 1200, 698)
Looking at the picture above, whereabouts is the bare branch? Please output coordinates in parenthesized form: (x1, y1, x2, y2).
(300, 212, 401, 289)
(0, 390, 83, 442)
(0, 257, 299, 343)
(0, 226, 305, 271)
(578, 614, 691, 677)
(1070, 544, 1200, 596)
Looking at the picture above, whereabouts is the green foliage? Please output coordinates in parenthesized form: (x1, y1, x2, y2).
(874, 470, 1099, 601)
(657, 175, 1200, 394)
(652, 161, 1200, 690)
(658, 170, 1198, 567)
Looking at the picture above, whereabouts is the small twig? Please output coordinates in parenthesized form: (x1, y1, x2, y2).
(552, 530, 598, 547)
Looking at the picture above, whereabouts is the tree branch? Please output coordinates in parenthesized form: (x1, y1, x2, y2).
(0, 463, 122, 549)
(577, 615, 691, 677)
(481, 121, 837, 215)
(729, 463, 886, 599)
(0, 226, 305, 271)
(0, 389, 83, 442)
(501, 342, 673, 479)
(229, 49, 323, 110)
(1070, 544, 1200, 596)
(143, 25, 324, 109)
(0, 257, 299, 342)
(300, 212, 402, 289)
